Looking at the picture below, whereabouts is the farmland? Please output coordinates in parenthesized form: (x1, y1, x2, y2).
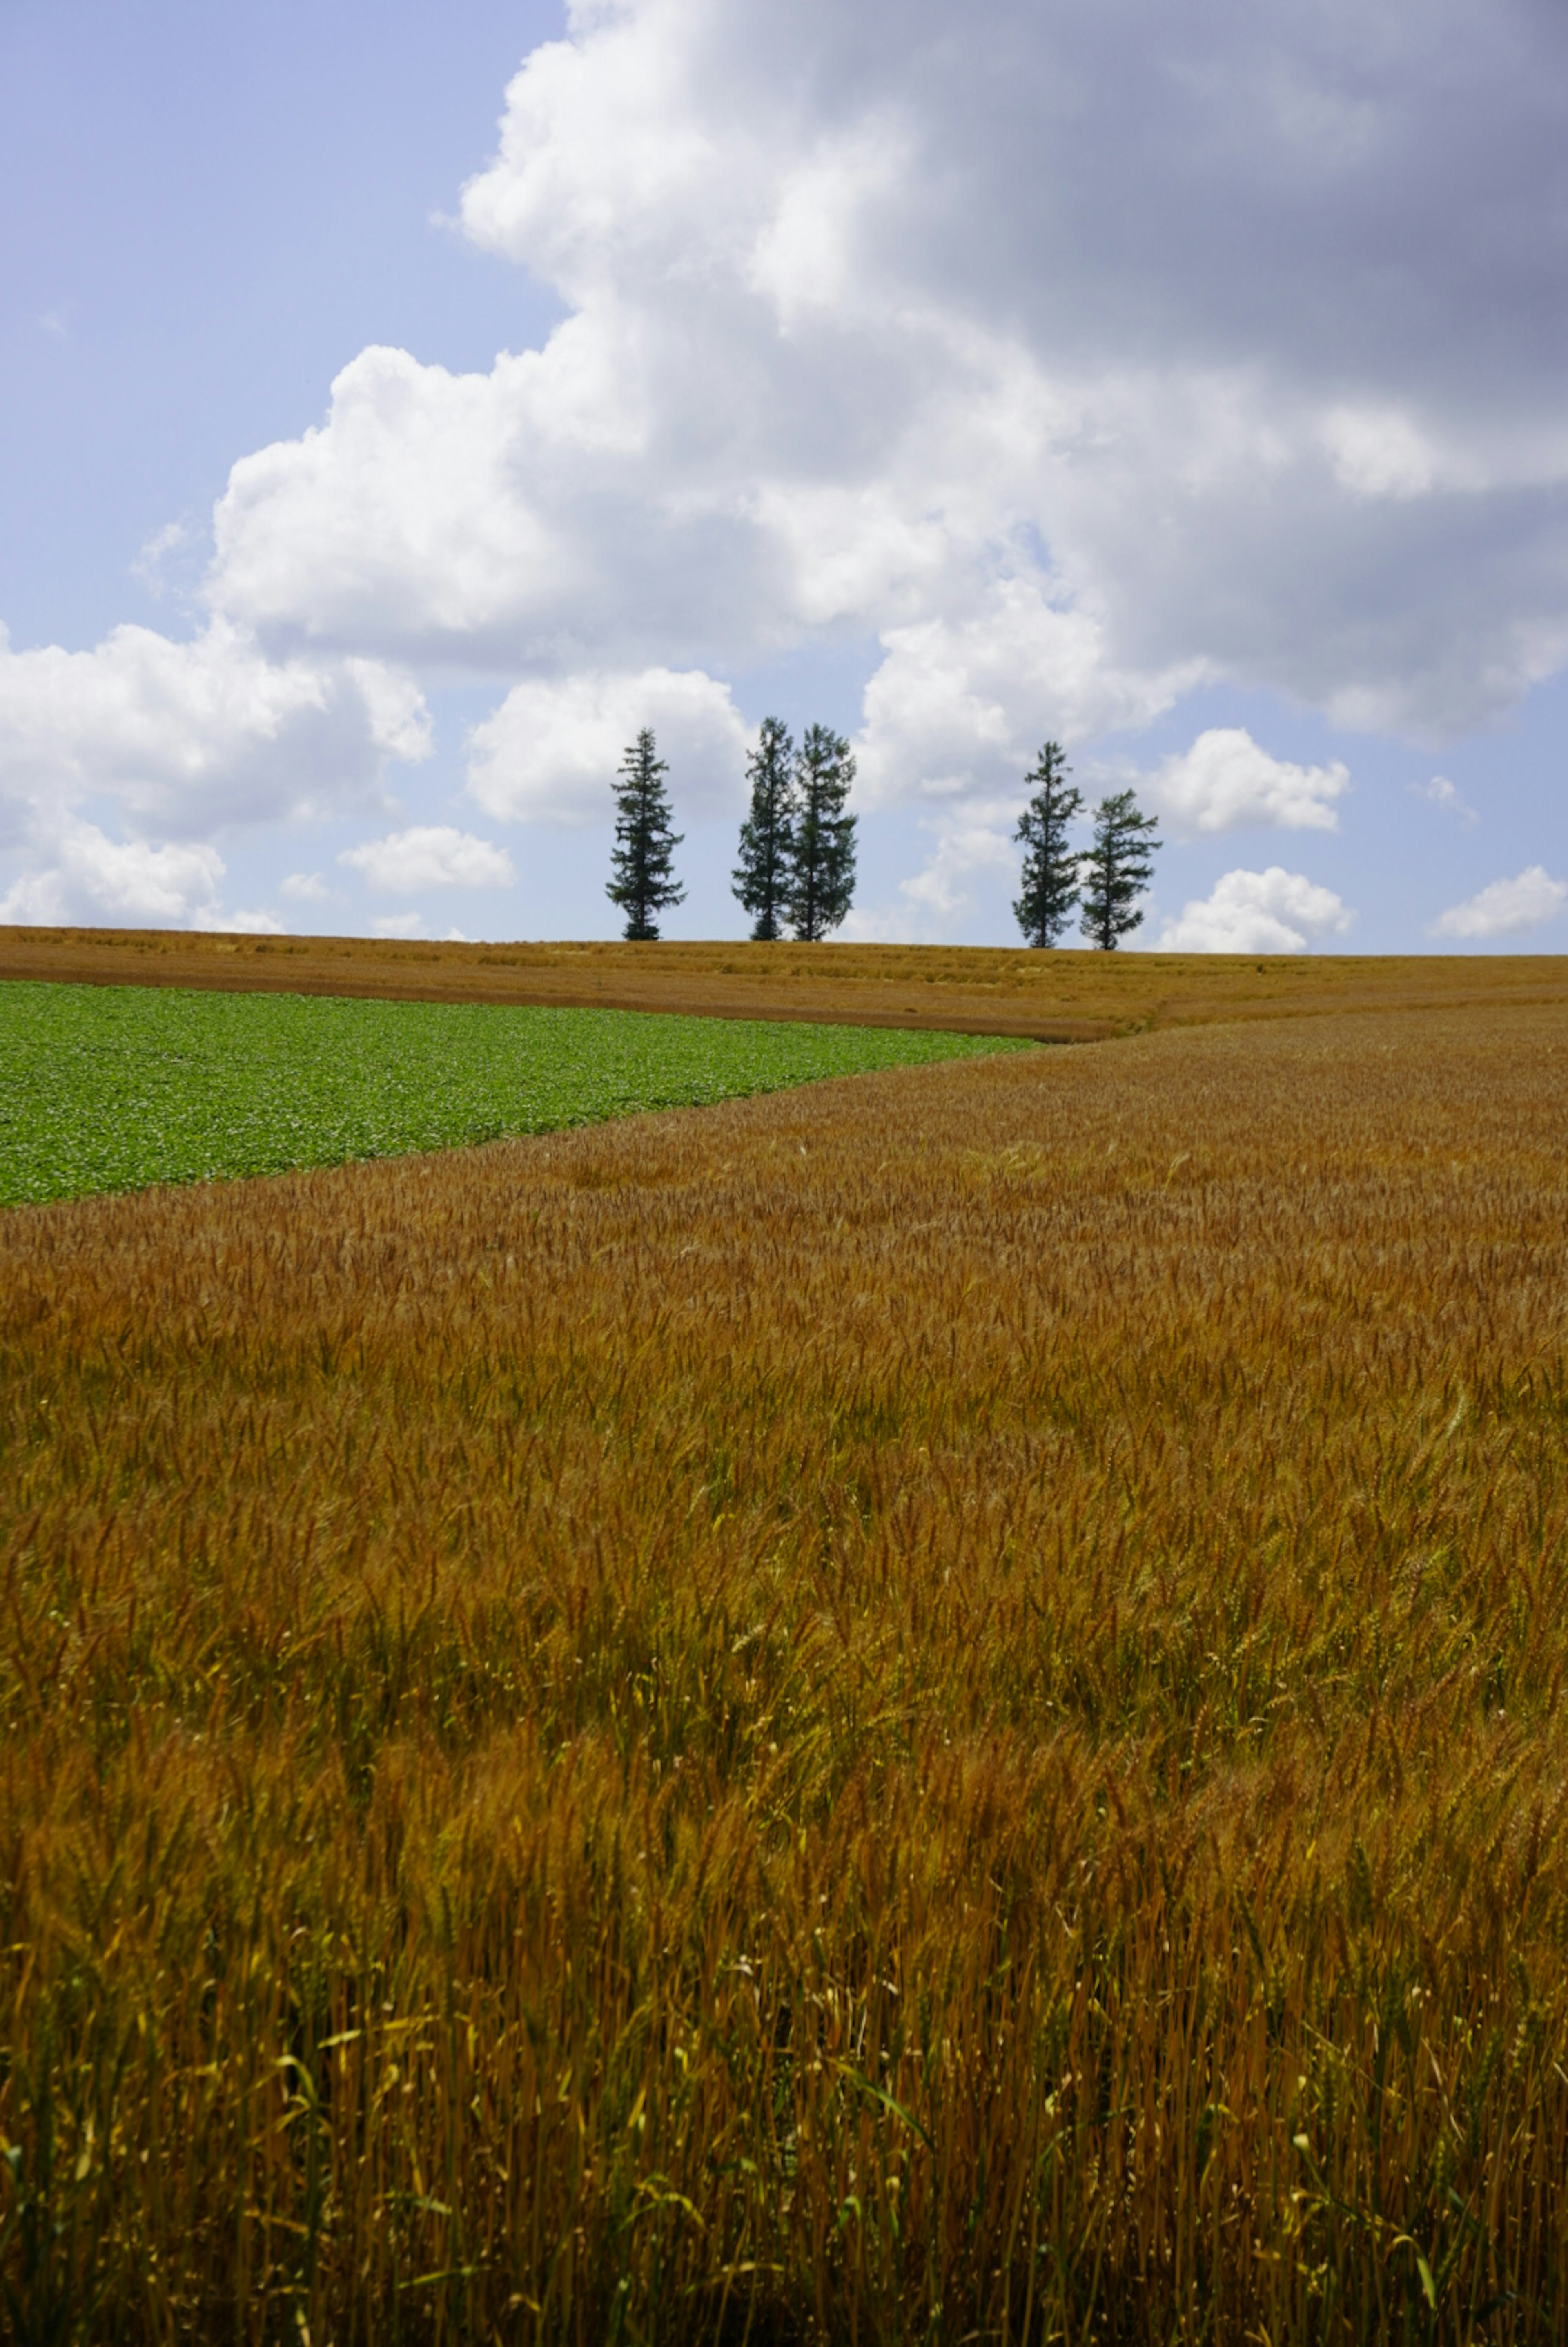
(4, 972, 1568, 2339)
(7, 921, 1568, 1041)
(0, 981, 1022, 1206)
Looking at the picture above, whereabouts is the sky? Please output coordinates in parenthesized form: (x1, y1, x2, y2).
(2, 0, 1566, 955)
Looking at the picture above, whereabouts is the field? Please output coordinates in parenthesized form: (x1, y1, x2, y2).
(4, 963, 1568, 2340)
(7, 923, 1568, 1041)
(0, 982, 1021, 1206)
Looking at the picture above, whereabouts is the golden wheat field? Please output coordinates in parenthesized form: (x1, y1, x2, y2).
(8, 924, 1568, 1042)
(5, 990, 1568, 2341)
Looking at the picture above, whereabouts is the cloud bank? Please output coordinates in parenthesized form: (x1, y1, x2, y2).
(5, 0, 1568, 930)
(467, 669, 748, 827)
(208, 0, 1568, 798)
(339, 825, 516, 893)
(0, 618, 431, 927)
(1430, 866, 1568, 939)
(1159, 868, 1354, 954)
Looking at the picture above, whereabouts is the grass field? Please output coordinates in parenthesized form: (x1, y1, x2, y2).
(4, 976, 1568, 2340)
(0, 981, 1024, 1206)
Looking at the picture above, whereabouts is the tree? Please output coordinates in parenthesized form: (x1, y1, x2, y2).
(788, 723, 858, 942)
(1012, 740, 1084, 948)
(1080, 788, 1160, 950)
(732, 716, 797, 941)
(606, 728, 684, 941)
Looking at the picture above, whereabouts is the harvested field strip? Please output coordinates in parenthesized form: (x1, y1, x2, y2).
(5, 921, 1568, 1040)
(0, 979, 1025, 1205)
(4, 1005, 1568, 2338)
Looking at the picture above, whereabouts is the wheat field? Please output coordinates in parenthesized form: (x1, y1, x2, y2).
(4, 998, 1568, 2340)
(7, 924, 1568, 1042)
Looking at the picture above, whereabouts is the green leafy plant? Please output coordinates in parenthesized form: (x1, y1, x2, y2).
(0, 982, 1027, 1206)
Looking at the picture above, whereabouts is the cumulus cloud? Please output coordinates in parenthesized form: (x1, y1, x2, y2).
(855, 584, 1199, 811)
(467, 667, 748, 826)
(192, 0, 1568, 763)
(12, 0, 1568, 923)
(0, 617, 430, 838)
(339, 825, 515, 892)
(1142, 729, 1350, 837)
(1429, 866, 1568, 939)
(842, 811, 1022, 942)
(218, 908, 287, 935)
(0, 819, 227, 928)
(368, 913, 473, 941)
(1158, 867, 1353, 953)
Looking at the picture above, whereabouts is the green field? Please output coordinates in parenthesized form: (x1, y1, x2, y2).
(0, 979, 1029, 1205)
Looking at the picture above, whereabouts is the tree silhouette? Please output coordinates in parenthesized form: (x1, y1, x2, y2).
(1080, 788, 1160, 950)
(732, 716, 797, 941)
(606, 728, 684, 941)
(1013, 741, 1084, 947)
(788, 724, 857, 942)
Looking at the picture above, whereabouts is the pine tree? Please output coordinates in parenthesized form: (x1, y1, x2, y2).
(1080, 788, 1160, 950)
(1012, 740, 1084, 948)
(731, 716, 797, 941)
(606, 728, 684, 942)
(788, 724, 857, 942)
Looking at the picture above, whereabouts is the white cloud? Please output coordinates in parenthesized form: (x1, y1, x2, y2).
(467, 667, 748, 826)
(365, 912, 470, 942)
(209, 346, 587, 664)
(192, 0, 1568, 757)
(1429, 865, 1568, 939)
(281, 870, 335, 902)
(218, 908, 285, 935)
(1318, 406, 1445, 501)
(339, 825, 515, 892)
(1143, 728, 1350, 837)
(131, 518, 199, 600)
(855, 582, 1199, 812)
(342, 658, 434, 763)
(0, 819, 226, 928)
(13, 0, 1568, 925)
(843, 810, 1022, 943)
(1410, 774, 1478, 824)
(1158, 866, 1353, 953)
(0, 617, 430, 837)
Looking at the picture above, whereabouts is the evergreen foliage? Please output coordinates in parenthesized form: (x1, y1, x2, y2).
(1080, 788, 1161, 950)
(606, 729, 684, 941)
(732, 716, 797, 941)
(1012, 741, 1084, 948)
(788, 724, 858, 942)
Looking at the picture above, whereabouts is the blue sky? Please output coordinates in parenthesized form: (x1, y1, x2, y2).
(2, 0, 1565, 952)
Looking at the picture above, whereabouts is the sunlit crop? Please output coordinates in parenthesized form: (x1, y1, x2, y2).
(3, 998, 1568, 2340)
(0, 979, 1024, 1204)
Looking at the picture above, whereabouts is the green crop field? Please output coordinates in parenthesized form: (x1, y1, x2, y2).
(0, 978, 1029, 1206)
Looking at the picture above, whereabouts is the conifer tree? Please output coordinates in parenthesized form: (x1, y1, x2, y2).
(606, 728, 684, 941)
(788, 724, 857, 942)
(1012, 740, 1084, 947)
(731, 715, 797, 941)
(1080, 788, 1160, 950)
